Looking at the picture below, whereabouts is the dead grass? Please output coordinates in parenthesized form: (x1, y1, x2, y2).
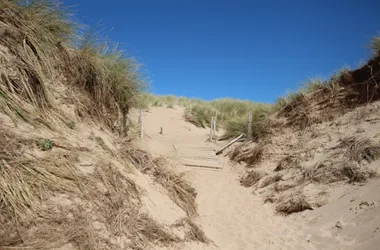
(275, 192, 313, 215)
(341, 137, 380, 163)
(259, 173, 283, 188)
(0, 128, 184, 249)
(340, 163, 377, 183)
(274, 155, 299, 172)
(125, 149, 198, 217)
(274, 181, 296, 192)
(240, 170, 263, 187)
(173, 218, 210, 243)
(302, 159, 377, 184)
(230, 143, 263, 166)
(0, 0, 145, 134)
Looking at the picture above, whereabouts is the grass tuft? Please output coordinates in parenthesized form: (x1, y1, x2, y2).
(371, 36, 380, 55)
(275, 192, 313, 215)
(125, 149, 198, 217)
(341, 137, 380, 163)
(36, 138, 53, 151)
(240, 170, 263, 187)
(173, 218, 210, 243)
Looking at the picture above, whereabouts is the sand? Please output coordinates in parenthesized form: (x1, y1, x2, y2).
(142, 107, 311, 249)
(141, 106, 380, 250)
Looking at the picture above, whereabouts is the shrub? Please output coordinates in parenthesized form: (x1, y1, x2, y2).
(36, 138, 53, 151)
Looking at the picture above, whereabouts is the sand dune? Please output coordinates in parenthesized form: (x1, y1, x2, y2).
(143, 107, 315, 249)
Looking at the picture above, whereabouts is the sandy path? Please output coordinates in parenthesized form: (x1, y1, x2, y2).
(143, 107, 312, 250)
(190, 165, 311, 250)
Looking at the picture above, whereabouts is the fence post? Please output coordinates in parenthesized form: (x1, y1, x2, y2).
(247, 112, 252, 140)
(209, 116, 214, 141)
(213, 115, 217, 141)
(139, 110, 144, 139)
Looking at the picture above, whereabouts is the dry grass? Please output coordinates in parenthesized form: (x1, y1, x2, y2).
(230, 143, 263, 166)
(125, 149, 198, 217)
(302, 161, 338, 183)
(273, 181, 296, 192)
(302, 159, 377, 184)
(340, 163, 377, 183)
(275, 192, 313, 215)
(0, 0, 145, 133)
(240, 170, 263, 187)
(259, 173, 283, 188)
(274, 155, 299, 172)
(173, 218, 210, 243)
(0, 128, 183, 249)
(341, 137, 380, 163)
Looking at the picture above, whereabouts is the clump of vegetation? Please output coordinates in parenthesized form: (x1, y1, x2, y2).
(341, 137, 380, 163)
(145, 94, 272, 140)
(125, 150, 198, 217)
(240, 170, 263, 187)
(0, 0, 145, 133)
(274, 155, 299, 172)
(340, 164, 377, 183)
(222, 108, 270, 140)
(36, 138, 53, 151)
(275, 192, 313, 215)
(371, 36, 380, 55)
(173, 218, 210, 243)
(230, 143, 264, 166)
(259, 173, 283, 188)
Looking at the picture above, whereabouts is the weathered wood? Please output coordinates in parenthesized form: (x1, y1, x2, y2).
(209, 116, 214, 141)
(181, 159, 222, 169)
(247, 112, 253, 140)
(215, 133, 245, 155)
(139, 110, 144, 139)
(212, 116, 217, 141)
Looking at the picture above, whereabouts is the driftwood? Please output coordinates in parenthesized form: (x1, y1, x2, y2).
(215, 133, 245, 155)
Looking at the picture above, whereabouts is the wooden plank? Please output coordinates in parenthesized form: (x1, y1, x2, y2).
(139, 110, 144, 139)
(209, 116, 214, 141)
(247, 112, 252, 140)
(181, 159, 222, 169)
(215, 133, 245, 155)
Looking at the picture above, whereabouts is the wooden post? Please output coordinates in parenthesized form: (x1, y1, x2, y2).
(213, 118, 217, 141)
(247, 112, 253, 141)
(209, 116, 214, 141)
(139, 110, 144, 139)
(160, 127, 163, 134)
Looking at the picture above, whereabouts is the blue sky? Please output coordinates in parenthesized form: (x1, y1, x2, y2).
(62, 0, 380, 103)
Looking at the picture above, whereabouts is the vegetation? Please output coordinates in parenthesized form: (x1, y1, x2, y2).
(0, 0, 145, 131)
(0, 1, 203, 249)
(145, 94, 272, 140)
(275, 192, 313, 215)
(240, 170, 263, 187)
(125, 150, 198, 217)
(372, 36, 380, 54)
(36, 138, 53, 151)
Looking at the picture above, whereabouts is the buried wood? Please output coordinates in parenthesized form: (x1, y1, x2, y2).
(215, 133, 245, 155)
